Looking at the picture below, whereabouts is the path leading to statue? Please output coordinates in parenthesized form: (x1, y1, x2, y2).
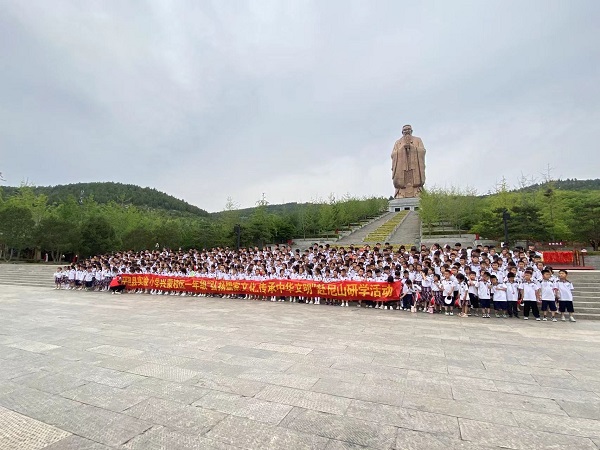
(1, 285, 600, 449)
(336, 212, 394, 245)
(386, 211, 421, 247)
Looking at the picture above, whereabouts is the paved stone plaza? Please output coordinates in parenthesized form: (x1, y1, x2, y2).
(1, 286, 600, 449)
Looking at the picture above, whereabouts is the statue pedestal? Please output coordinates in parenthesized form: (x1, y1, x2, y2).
(389, 197, 420, 212)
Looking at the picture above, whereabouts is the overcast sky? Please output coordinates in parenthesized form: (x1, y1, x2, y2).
(1, 1, 599, 212)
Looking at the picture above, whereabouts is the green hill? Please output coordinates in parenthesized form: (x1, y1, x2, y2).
(211, 202, 313, 219)
(514, 179, 600, 193)
(1, 182, 208, 217)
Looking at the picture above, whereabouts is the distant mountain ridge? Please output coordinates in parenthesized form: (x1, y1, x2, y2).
(1, 182, 209, 216)
(2, 179, 597, 218)
(513, 178, 600, 193)
(211, 202, 312, 218)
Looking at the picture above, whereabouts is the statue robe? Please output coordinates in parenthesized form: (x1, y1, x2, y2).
(391, 136, 426, 198)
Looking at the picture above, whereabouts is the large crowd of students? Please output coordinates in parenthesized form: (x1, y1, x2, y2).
(53, 242, 577, 322)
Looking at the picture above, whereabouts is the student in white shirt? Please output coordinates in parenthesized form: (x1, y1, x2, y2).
(400, 279, 415, 311)
(519, 271, 541, 320)
(84, 267, 95, 290)
(441, 270, 455, 316)
(54, 267, 63, 289)
(420, 268, 433, 311)
(466, 271, 480, 317)
(68, 266, 76, 289)
(477, 272, 492, 318)
(490, 275, 508, 318)
(338, 268, 350, 308)
(505, 272, 520, 318)
(431, 273, 443, 313)
(456, 273, 469, 317)
(539, 269, 558, 322)
(311, 268, 322, 305)
(556, 269, 576, 322)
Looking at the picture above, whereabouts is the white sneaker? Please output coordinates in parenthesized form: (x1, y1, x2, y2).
(561, 316, 566, 321)
(524, 317, 529, 320)
(570, 316, 577, 322)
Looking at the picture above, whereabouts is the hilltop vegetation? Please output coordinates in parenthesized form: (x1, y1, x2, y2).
(513, 178, 600, 193)
(0, 183, 387, 261)
(420, 179, 600, 249)
(4, 175, 598, 262)
(1, 182, 208, 217)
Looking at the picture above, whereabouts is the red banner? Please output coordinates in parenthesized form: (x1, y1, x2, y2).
(120, 274, 401, 301)
(541, 251, 573, 264)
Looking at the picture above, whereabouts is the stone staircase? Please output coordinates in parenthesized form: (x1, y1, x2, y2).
(387, 211, 421, 247)
(335, 212, 394, 245)
(0, 263, 57, 288)
(363, 211, 408, 243)
(0, 264, 598, 319)
(570, 271, 600, 320)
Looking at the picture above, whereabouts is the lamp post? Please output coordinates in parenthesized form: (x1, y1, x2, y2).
(234, 224, 241, 252)
(502, 209, 510, 247)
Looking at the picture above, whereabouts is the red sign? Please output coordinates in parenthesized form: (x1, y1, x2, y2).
(541, 251, 573, 264)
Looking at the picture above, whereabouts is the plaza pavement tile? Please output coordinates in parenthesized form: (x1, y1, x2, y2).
(205, 415, 330, 449)
(10, 370, 89, 395)
(123, 376, 210, 405)
(459, 417, 597, 449)
(39, 435, 113, 450)
(0, 405, 70, 450)
(123, 425, 238, 450)
(123, 397, 227, 435)
(0, 285, 599, 449)
(192, 389, 293, 424)
(59, 381, 149, 412)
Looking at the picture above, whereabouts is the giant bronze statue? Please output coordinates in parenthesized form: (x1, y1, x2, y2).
(391, 124, 426, 198)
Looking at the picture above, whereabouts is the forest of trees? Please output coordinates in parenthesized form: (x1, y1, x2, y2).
(0, 184, 387, 261)
(2, 178, 599, 262)
(420, 180, 600, 250)
(0, 182, 209, 217)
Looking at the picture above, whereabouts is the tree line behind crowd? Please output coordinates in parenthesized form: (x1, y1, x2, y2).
(0, 184, 387, 261)
(419, 178, 600, 250)
(0, 178, 599, 261)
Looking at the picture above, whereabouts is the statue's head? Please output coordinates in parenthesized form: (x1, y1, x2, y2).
(402, 125, 413, 136)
